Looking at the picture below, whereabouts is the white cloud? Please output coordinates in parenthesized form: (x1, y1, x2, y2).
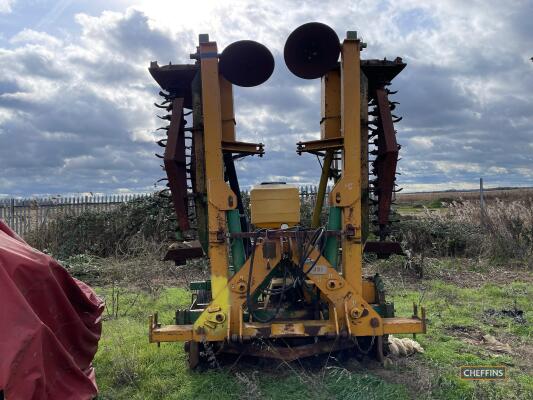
(409, 137, 433, 150)
(515, 168, 533, 178)
(10, 29, 63, 47)
(0, 0, 15, 14)
(488, 166, 508, 174)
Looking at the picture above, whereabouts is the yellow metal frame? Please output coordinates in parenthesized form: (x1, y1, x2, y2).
(149, 33, 426, 348)
(150, 240, 426, 343)
(199, 40, 237, 305)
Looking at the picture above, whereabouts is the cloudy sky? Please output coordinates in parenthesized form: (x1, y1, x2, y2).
(0, 0, 531, 196)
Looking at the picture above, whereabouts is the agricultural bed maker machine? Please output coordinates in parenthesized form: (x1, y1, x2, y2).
(148, 22, 426, 368)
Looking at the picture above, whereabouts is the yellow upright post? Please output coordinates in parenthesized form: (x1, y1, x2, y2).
(330, 33, 363, 294)
(312, 69, 341, 228)
(199, 38, 237, 299)
(320, 69, 341, 140)
(219, 76, 236, 142)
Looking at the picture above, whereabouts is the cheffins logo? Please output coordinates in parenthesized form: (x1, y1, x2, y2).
(460, 366, 507, 380)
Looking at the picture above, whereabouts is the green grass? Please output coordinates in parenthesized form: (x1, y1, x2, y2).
(93, 276, 532, 399)
(389, 280, 532, 400)
(93, 287, 410, 400)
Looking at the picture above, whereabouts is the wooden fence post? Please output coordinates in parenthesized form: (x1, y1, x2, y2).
(480, 177, 485, 226)
(10, 198, 15, 229)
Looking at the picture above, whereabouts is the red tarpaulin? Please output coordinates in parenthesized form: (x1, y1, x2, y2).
(0, 220, 104, 400)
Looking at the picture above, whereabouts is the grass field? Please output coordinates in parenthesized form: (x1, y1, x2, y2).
(395, 187, 533, 207)
(92, 259, 532, 400)
(334, 187, 531, 218)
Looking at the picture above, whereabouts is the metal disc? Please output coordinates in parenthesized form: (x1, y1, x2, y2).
(284, 22, 340, 79)
(219, 40, 275, 87)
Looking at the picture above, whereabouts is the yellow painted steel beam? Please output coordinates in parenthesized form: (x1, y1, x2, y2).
(296, 247, 384, 336)
(149, 316, 426, 343)
(199, 41, 237, 302)
(221, 140, 264, 155)
(151, 324, 193, 342)
(321, 69, 341, 140)
(219, 75, 264, 155)
(329, 36, 363, 295)
(383, 318, 425, 335)
(243, 316, 425, 338)
(219, 75, 236, 142)
(297, 136, 344, 153)
(244, 320, 337, 338)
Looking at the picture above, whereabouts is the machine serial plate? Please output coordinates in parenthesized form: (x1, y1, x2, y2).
(307, 264, 328, 275)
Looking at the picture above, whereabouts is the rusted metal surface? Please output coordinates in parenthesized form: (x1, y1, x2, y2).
(296, 136, 344, 155)
(221, 140, 264, 156)
(373, 87, 398, 238)
(364, 58, 405, 241)
(150, 61, 210, 260)
(361, 58, 406, 92)
(163, 240, 204, 265)
(191, 71, 208, 252)
(148, 62, 197, 109)
(164, 98, 190, 233)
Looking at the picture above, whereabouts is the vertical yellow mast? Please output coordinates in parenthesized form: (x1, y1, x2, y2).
(198, 38, 237, 299)
(219, 76, 236, 142)
(331, 32, 363, 294)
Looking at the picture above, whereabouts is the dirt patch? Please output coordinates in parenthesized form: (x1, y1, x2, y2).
(445, 324, 481, 337)
(436, 266, 533, 288)
(484, 307, 527, 324)
(446, 325, 533, 360)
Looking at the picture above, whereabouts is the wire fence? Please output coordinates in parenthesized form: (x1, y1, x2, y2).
(0, 194, 149, 237)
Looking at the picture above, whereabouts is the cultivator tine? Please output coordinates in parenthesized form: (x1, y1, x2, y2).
(152, 71, 201, 240)
(367, 80, 403, 241)
(389, 101, 399, 111)
(159, 98, 191, 234)
(159, 90, 171, 100)
(154, 102, 172, 110)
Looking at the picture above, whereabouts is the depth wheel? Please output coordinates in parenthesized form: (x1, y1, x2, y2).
(375, 336, 384, 363)
(186, 341, 200, 369)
